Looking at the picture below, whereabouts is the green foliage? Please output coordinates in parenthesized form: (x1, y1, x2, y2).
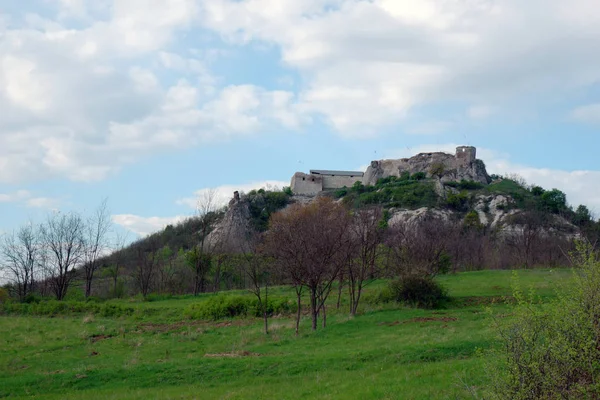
(0, 288, 9, 303)
(445, 191, 470, 211)
(412, 172, 427, 180)
(184, 294, 295, 320)
(446, 180, 484, 191)
(388, 276, 448, 309)
(573, 204, 592, 226)
(493, 243, 600, 399)
(539, 188, 567, 214)
(247, 190, 291, 232)
(0, 300, 135, 317)
(282, 186, 293, 196)
(463, 211, 483, 230)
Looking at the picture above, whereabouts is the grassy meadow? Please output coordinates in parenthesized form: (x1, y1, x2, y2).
(0, 269, 572, 399)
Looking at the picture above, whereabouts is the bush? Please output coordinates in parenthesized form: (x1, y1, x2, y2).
(0, 288, 9, 303)
(0, 300, 134, 317)
(492, 243, 600, 399)
(389, 276, 448, 309)
(184, 294, 295, 320)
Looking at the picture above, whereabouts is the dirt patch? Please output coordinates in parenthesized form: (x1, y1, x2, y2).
(406, 316, 458, 323)
(204, 350, 260, 358)
(89, 334, 113, 343)
(378, 316, 458, 326)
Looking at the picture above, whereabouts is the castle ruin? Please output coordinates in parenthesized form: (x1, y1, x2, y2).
(290, 146, 490, 196)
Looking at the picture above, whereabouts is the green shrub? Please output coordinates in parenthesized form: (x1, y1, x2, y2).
(363, 285, 395, 305)
(184, 295, 295, 320)
(492, 245, 600, 398)
(0, 288, 10, 303)
(0, 300, 133, 317)
(389, 276, 448, 309)
(412, 172, 427, 180)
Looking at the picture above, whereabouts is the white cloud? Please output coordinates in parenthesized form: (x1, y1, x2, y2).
(111, 214, 188, 237)
(0, 190, 31, 203)
(177, 180, 290, 209)
(0, 190, 59, 209)
(467, 105, 496, 120)
(571, 103, 600, 124)
(199, 0, 600, 133)
(0, 7, 301, 184)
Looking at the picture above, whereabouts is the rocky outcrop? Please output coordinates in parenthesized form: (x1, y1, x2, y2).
(363, 146, 490, 186)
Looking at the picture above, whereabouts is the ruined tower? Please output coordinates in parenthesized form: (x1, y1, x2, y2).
(455, 146, 476, 167)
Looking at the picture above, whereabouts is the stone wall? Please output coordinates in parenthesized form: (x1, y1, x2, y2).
(322, 174, 362, 190)
(291, 172, 323, 195)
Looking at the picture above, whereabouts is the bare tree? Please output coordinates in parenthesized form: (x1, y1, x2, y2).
(134, 235, 160, 298)
(386, 214, 458, 277)
(105, 231, 129, 297)
(40, 212, 85, 300)
(238, 231, 271, 334)
(348, 207, 385, 316)
(505, 211, 546, 269)
(0, 223, 41, 301)
(82, 199, 112, 298)
(265, 198, 352, 331)
(185, 189, 222, 295)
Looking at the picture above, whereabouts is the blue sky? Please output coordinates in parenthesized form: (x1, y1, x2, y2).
(0, 0, 599, 238)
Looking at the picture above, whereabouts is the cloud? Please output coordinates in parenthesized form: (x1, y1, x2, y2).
(383, 143, 600, 215)
(200, 0, 600, 133)
(177, 180, 290, 209)
(467, 105, 496, 120)
(0, 3, 303, 184)
(0, 190, 59, 209)
(571, 103, 600, 124)
(111, 214, 188, 237)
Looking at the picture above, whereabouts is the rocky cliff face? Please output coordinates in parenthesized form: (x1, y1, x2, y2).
(363, 146, 490, 186)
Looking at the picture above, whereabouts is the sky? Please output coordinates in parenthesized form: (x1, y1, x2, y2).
(0, 0, 599, 239)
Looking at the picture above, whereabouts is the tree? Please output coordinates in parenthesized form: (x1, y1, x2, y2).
(82, 199, 112, 298)
(0, 223, 41, 301)
(186, 189, 222, 295)
(40, 212, 85, 300)
(265, 197, 352, 331)
(238, 231, 271, 334)
(134, 235, 160, 298)
(105, 231, 129, 297)
(505, 211, 546, 269)
(347, 207, 385, 316)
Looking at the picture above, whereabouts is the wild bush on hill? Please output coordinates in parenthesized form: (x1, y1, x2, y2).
(492, 242, 600, 399)
(184, 294, 295, 320)
(388, 276, 448, 309)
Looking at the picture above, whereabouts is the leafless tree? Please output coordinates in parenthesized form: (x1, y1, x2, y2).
(0, 223, 41, 301)
(82, 199, 112, 298)
(40, 211, 85, 300)
(265, 198, 352, 331)
(505, 211, 546, 268)
(186, 189, 222, 295)
(105, 231, 129, 297)
(238, 231, 271, 334)
(386, 214, 459, 277)
(347, 207, 386, 316)
(134, 235, 160, 298)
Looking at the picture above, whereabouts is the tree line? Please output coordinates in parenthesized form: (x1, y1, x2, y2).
(2, 190, 596, 330)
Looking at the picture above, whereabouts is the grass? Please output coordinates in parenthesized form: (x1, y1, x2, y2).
(0, 269, 573, 399)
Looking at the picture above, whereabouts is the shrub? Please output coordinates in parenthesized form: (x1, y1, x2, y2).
(412, 172, 427, 180)
(389, 276, 448, 309)
(0, 288, 9, 303)
(491, 243, 600, 399)
(184, 295, 295, 320)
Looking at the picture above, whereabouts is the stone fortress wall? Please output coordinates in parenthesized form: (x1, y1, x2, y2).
(290, 146, 489, 196)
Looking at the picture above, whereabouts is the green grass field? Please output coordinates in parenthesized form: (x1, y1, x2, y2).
(0, 269, 573, 399)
